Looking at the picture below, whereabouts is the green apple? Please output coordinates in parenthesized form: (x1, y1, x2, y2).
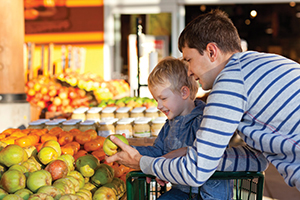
(102, 134, 129, 156)
(93, 186, 116, 200)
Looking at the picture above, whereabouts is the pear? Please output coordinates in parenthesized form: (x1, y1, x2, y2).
(0, 145, 28, 167)
(0, 169, 26, 193)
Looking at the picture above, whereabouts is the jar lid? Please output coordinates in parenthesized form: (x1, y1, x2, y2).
(28, 120, 43, 126)
(117, 118, 133, 124)
(63, 119, 82, 125)
(102, 107, 117, 113)
(73, 107, 89, 114)
(146, 107, 158, 113)
(52, 118, 67, 123)
(45, 120, 60, 125)
(99, 118, 117, 125)
(80, 120, 96, 125)
(116, 107, 130, 113)
(152, 117, 167, 124)
(134, 117, 152, 124)
(87, 107, 103, 113)
(131, 107, 146, 113)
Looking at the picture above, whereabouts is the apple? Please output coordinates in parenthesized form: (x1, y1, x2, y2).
(53, 97, 62, 106)
(103, 134, 129, 156)
(43, 94, 51, 102)
(93, 186, 117, 200)
(48, 104, 57, 112)
(48, 89, 57, 97)
(37, 101, 46, 108)
(69, 91, 78, 99)
(27, 88, 36, 96)
(33, 82, 41, 92)
(40, 87, 48, 95)
(26, 80, 35, 89)
(62, 98, 70, 107)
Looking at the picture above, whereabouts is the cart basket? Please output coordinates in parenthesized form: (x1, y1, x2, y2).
(126, 171, 265, 200)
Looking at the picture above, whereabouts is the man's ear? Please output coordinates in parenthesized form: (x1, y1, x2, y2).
(206, 43, 218, 62)
(181, 86, 190, 100)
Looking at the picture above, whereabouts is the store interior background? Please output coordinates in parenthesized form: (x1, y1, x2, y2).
(6, 1, 300, 199)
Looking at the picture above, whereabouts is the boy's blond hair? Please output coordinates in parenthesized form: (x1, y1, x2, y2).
(148, 57, 199, 100)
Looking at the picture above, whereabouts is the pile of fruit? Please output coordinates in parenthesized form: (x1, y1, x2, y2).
(98, 96, 157, 110)
(0, 128, 134, 200)
(25, 72, 131, 113)
(25, 76, 90, 113)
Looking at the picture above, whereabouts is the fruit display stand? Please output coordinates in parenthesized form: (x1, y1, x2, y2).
(0, 127, 134, 200)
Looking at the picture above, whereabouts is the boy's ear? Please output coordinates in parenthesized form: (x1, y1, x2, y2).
(181, 86, 190, 100)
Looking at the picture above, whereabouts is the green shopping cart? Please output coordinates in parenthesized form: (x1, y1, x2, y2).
(126, 171, 265, 200)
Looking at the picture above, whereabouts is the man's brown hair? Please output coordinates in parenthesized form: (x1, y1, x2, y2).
(178, 9, 242, 55)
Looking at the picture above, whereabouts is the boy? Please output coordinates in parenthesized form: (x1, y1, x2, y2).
(133, 57, 232, 199)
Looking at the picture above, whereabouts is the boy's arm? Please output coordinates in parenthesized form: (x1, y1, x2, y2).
(133, 125, 166, 157)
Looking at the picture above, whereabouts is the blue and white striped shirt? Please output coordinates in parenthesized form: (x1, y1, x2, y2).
(141, 51, 300, 191)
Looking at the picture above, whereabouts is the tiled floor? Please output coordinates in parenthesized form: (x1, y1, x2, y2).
(263, 164, 300, 200)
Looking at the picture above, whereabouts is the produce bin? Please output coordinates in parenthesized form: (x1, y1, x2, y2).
(126, 171, 265, 200)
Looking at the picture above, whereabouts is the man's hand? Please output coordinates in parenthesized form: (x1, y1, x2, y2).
(146, 177, 169, 186)
(105, 135, 142, 170)
(162, 147, 187, 159)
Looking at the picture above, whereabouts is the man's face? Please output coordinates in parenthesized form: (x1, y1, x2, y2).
(182, 46, 216, 90)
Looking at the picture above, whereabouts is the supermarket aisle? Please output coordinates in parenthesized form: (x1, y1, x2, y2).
(263, 164, 300, 200)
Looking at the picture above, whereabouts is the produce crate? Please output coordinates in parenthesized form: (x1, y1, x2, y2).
(126, 171, 265, 200)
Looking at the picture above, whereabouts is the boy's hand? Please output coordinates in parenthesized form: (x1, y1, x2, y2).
(105, 135, 142, 170)
(163, 147, 187, 158)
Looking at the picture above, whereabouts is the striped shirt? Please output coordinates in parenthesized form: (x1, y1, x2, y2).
(140, 51, 300, 191)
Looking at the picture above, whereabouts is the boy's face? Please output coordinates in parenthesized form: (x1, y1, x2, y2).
(150, 82, 187, 120)
(182, 46, 219, 90)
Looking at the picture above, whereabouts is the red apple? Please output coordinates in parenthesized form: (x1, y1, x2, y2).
(43, 94, 51, 102)
(69, 91, 78, 99)
(35, 92, 43, 100)
(48, 104, 57, 112)
(26, 80, 35, 89)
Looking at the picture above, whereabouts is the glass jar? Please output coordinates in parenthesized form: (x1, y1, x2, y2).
(79, 120, 96, 132)
(115, 118, 133, 138)
(101, 107, 117, 120)
(115, 107, 130, 119)
(62, 119, 80, 132)
(86, 107, 102, 122)
(158, 110, 165, 117)
(52, 118, 67, 128)
(130, 107, 146, 119)
(98, 119, 117, 137)
(151, 117, 166, 137)
(45, 120, 60, 130)
(133, 117, 151, 138)
(72, 107, 89, 121)
(28, 119, 50, 129)
(145, 107, 159, 119)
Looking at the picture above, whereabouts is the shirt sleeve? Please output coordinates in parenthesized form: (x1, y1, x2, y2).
(133, 125, 166, 157)
(140, 69, 253, 187)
